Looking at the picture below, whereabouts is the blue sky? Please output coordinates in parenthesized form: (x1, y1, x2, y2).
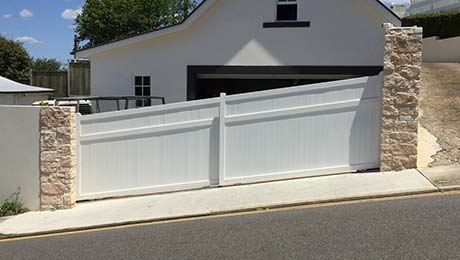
(0, 0, 409, 63)
(0, 0, 84, 62)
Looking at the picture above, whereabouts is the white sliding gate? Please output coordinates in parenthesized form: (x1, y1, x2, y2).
(76, 74, 382, 200)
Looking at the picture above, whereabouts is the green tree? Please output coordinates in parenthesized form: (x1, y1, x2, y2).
(75, 0, 198, 47)
(31, 58, 63, 71)
(0, 36, 31, 80)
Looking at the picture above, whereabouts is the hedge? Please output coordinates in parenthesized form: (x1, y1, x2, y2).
(402, 10, 460, 39)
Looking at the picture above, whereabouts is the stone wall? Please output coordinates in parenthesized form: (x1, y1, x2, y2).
(39, 107, 77, 210)
(381, 24, 423, 172)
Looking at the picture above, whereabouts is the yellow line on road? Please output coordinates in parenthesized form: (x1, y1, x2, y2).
(1, 190, 459, 244)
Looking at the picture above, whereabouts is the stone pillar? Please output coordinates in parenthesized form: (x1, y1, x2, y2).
(39, 107, 77, 210)
(381, 24, 423, 172)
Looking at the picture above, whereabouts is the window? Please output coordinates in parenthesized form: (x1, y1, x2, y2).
(277, 0, 297, 21)
(134, 76, 151, 107)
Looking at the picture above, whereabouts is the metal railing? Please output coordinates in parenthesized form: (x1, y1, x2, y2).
(55, 96, 166, 114)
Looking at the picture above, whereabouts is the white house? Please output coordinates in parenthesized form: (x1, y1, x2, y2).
(407, 0, 460, 16)
(0, 76, 53, 105)
(76, 0, 401, 104)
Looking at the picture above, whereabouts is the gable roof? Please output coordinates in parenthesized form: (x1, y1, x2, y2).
(0, 76, 54, 93)
(76, 0, 401, 57)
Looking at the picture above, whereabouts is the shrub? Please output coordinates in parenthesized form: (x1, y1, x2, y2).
(0, 194, 28, 217)
(403, 10, 460, 39)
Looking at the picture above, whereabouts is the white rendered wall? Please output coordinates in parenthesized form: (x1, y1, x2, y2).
(0, 93, 50, 105)
(423, 36, 460, 63)
(16, 93, 50, 105)
(0, 106, 41, 210)
(84, 0, 393, 103)
(0, 94, 15, 105)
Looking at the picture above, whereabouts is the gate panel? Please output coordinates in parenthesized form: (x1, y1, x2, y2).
(77, 74, 382, 200)
(222, 75, 382, 184)
(77, 99, 220, 200)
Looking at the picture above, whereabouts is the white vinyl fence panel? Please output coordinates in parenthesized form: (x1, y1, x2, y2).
(222, 75, 382, 184)
(77, 74, 382, 200)
(77, 99, 220, 200)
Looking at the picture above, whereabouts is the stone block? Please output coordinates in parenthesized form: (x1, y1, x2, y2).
(41, 182, 68, 195)
(399, 107, 417, 116)
(40, 196, 61, 211)
(399, 115, 415, 122)
(394, 121, 418, 132)
(383, 105, 398, 116)
(40, 163, 59, 176)
(391, 143, 417, 157)
(395, 92, 418, 105)
(40, 151, 57, 162)
(389, 132, 417, 143)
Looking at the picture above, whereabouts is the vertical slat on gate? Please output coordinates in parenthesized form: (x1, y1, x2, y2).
(219, 93, 227, 186)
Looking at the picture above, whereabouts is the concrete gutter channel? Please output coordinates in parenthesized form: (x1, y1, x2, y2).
(0, 168, 458, 240)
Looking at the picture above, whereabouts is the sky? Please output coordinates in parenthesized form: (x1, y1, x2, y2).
(0, 0, 410, 63)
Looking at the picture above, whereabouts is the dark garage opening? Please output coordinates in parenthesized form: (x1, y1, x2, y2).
(195, 78, 333, 100)
(187, 66, 383, 100)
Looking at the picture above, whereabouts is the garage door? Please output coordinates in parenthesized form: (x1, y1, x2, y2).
(187, 66, 383, 100)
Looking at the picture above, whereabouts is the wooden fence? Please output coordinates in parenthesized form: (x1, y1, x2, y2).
(69, 61, 91, 96)
(30, 60, 90, 98)
(31, 71, 68, 97)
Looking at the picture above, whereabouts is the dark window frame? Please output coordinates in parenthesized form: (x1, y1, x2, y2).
(134, 75, 152, 107)
(276, 0, 298, 21)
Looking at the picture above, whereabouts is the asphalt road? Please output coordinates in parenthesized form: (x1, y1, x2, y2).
(1, 194, 460, 260)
